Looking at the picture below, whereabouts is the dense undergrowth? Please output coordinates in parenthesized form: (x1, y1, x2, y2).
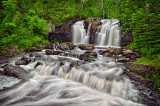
(0, 0, 159, 90)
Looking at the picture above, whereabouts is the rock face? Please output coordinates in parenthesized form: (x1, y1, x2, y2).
(79, 44, 94, 50)
(48, 17, 83, 42)
(84, 18, 102, 44)
(2, 65, 29, 80)
(121, 32, 133, 47)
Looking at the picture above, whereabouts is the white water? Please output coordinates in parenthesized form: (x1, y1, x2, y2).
(0, 51, 145, 106)
(72, 21, 88, 44)
(72, 19, 121, 47)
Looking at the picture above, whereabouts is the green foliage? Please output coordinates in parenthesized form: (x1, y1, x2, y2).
(0, 0, 49, 54)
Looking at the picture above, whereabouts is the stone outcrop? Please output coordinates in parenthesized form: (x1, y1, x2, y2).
(2, 65, 29, 80)
(126, 62, 155, 79)
(48, 17, 84, 42)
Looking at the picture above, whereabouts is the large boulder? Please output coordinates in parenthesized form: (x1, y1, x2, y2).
(2, 65, 29, 80)
(15, 58, 31, 65)
(126, 62, 155, 79)
(79, 44, 94, 50)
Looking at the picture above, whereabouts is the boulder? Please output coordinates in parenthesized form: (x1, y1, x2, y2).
(30, 47, 41, 52)
(2, 65, 29, 80)
(15, 58, 31, 65)
(57, 42, 75, 51)
(65, 42, 75, 50)
(79, 50, 97, 61)
(126, 62, 155, 79)
(122, 49, 140, 60)
(45, 49, 53, 55)
(99, 47, 121, 57)
(79, 44, 94, 50)
(45, 49, 62, 55)
(117, 58, 130, 63)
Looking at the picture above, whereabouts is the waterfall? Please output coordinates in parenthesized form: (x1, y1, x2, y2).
(72, 19, 121, 47)
(72, 21, 87, 44)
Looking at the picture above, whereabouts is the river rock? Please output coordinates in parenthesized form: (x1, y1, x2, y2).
(79, 50, 97, 61)
(15, 58, 31, 65)
(57, 42, 75, 51)
(99, 47, 121, 57)
(2, 65, 29, 80)
(65, 42, 75, 50)
(45, 49, 53, 55)
(117, 58, 130, 63)
(45, 49, 62, 55)
(79, 44, 94, 50)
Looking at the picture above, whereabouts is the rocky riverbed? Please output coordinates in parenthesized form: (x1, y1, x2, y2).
(0, 43, 159, 106)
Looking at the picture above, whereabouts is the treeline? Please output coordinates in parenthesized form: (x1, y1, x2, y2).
(0, 0, 159, 61)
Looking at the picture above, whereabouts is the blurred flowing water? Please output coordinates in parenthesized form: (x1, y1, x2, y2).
(0, 50, 145, 106)
(72, 19, 121, 48)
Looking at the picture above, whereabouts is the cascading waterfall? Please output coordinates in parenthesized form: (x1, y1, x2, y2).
(0, 51, 145, 106)
(72, 21, 87, 44)
(72, 19, 121, 47)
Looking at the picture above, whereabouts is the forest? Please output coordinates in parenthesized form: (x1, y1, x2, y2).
(0, 0, 160, 90)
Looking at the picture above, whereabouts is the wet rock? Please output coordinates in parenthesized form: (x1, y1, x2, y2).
(53, 42, 60, 49)
(91, 21, 102, 31)
(99, 47, 121, 57)
(45, 49, 53, 55)
(65, 42, 75, 50)
(57, 42, 75, 51)
(30, 53, 42, 57)
(122, 49, 140, 60)
(79, 44, 94, 50)
(126, 62, 154, 79)
(117, 58, 130, 63)
(2, 65, 29, 80)
(15, 58, 31, 65)
(84, 50, 97, 57)
(35, 62, 42, 68)
(30, 47, 41, 52)
(124, 69, 155, 87)
(79, 50, 97, 61)
(48, 17, 83, 42)
(45, 49, 62, 55)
